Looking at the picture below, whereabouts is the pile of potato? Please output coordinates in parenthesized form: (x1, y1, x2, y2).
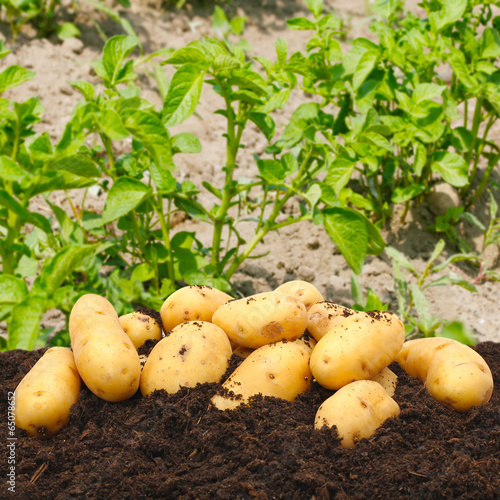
(14, 282, 494, 448)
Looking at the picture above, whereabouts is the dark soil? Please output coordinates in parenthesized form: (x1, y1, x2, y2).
(2, 342, 499, 499)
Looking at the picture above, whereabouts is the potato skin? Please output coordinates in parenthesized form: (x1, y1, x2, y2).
(314, 380, 400, 448)
(119, 311, 162, 350)
(211, 341, 312, 411)
(69, 294, 141, 402)
(371, 367, 398, 397)
(307, 302, 364, 342)
(212, 291, 308, 349)
(309, 311, 405, 390)
(397, 337, 494, 412)
(140, 321, 232, 396)
(160, 285, 232, 332)
(274, 280, 323, 311)
(14, 347, 81, 439)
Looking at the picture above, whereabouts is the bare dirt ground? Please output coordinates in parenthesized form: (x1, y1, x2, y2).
(1, 0, 499, 342)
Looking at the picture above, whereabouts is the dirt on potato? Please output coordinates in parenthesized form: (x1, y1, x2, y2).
(1, 342, 499, 499)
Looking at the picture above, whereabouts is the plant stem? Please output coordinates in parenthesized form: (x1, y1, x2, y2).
(211, 81, 248, 270)
(467, 114, 495, 196)
(154, 197, 176, 285)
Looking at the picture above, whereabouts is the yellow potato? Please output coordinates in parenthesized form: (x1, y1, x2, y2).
(211, 340, 312, 411)
(69, 293, 141, 402)
(233, 334, 316, 359)
(274, 280, 323, 310)
(119, 311, 162, 350)
(160, 285, 232, 332)
(314, 380, 400, 448)
(307, 302, 364, 341)
(14, 347, 81, 439)
(212, 291, 308, 349)
(140, 321, 232, 396)
(309, 311, 405, 390)
(371, 367, 398, 397)
(397, 337, 494, 412)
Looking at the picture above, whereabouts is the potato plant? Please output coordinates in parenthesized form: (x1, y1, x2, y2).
(2, 0, 500, 351)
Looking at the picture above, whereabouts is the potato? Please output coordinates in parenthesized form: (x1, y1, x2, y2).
(314, 380, 400, 448)
(233, 334, 316, 359)
(140, 321, 232, 396)
(14, 347, 81, 439)
(211, 340, 312, 411)
(119, 311, 162, 350)
(69, 294, 141, 402)
(274, 280, 323, 310)
(371, 367, 398, 397)
(309, 311, 405, 390)
(397, 337, 494, 412)
(307, 302, 364, 342)
(160, 285, 232, 332)
(212, 291, 308, 349)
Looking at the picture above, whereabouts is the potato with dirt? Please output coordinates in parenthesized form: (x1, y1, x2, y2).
(274, 280, 323, 310)
(396, 337, 494, 412)
(140, 321, 232, 396)
(211, 340, 312, 411)
(314, 379, 400, 448)
(119, 310, 162, 350)
(14, 347, 81, 439)
(307, 302, 364, 341)
(160, 285, 232, 332)
(309, 311, 405, 390)
(212, 291, 308, 349)
(69, 294, 141, 402)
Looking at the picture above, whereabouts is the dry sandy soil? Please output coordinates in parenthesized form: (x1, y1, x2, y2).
(1, 0, 499, 342)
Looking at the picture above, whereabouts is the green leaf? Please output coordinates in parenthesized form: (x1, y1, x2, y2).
(0, 156, 30, 182)
(439, 320, 477, 346)
(131, 263, 155, 282)
(448, 50, 477, 90)
(164, 45, 210, 66)
(7, 294, 46, 350)
(57, 22, 81, 40)
(413, 142, 426, 177)
(122, 109, 175, 189)
(286, 17, 317, 30)
(324, 154, 356, 196)
(353, 50, 378, 92)
(410, 284, 437, 334)
(0, 190, 52, 234)
(431, 151, 469, 187)
(250, 112, 275, 142)
(480, 27, 500, 59)
(451, 127, 473, 152)
(275, 38, 287, 66)
(0, 275, 28, 305)
(30, 171, 96, 196)
(391, 184, 426, 203)
(0, 65, 35, 94)
(426, 274, 477, 293)
(413, 83, 446, 104)
(428, 0, 467, 33)
(385, 246, 418, 276)
(162, 64, 204, 127)
(98, 108, 129, 140)
(69, 80, 95, 101)
(32, 245, 98, 297)
(322, 207, 368, 274)
(102, 177, 152, 224)
(102, 35, 138, 85)
(257, 158, 286, 184)
(171, 132, 202, 154)
(305, 0, 323, 18)
(50, 154, 100, 178)
(372, 0, 398, 18)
